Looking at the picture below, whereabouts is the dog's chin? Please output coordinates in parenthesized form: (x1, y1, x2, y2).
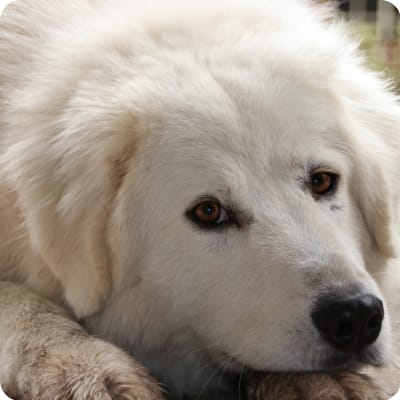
(206, 347, 388, 400)
(320, 347, 386, 371)
(219, 346, 385, 378)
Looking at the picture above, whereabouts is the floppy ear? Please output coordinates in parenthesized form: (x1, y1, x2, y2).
(2, 92, 138, 318)
(351, 145, 400, 258)
(342, 100, 400, 259)
(0, 0, 142, 318)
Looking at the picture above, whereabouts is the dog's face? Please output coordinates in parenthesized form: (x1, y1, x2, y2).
(105, 64, 395, 375)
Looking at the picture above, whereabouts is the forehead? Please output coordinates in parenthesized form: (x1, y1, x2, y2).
(149, 68, 349, 183)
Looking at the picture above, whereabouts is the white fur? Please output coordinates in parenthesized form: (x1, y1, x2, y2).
(0, 0, 399, 398)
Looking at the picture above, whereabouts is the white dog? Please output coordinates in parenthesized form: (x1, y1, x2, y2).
(0, 0, 399, 399)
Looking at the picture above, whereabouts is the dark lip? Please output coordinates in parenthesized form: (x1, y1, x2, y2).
(210, 351, 386, 400)
(318, 347, 385, 371)
(240, 354, 380, 389)
(222, 348, 384, 379)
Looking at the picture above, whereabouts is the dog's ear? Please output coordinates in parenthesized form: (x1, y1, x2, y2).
(2, 93, 138, 318)
(342, 92, 400, 259)
(352, 145, 400, 258)
(0, 0, 115, 318)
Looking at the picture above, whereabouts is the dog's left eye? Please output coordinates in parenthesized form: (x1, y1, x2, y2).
(310, 171, 339, 196)
(188, 200, 230, 228)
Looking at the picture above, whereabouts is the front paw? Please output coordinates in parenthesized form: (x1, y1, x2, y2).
(245, 371, 388, 400)
(7, 338, 163, 400)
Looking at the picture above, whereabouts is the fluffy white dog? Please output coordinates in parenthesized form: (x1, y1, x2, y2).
(0, 0, 399, 399)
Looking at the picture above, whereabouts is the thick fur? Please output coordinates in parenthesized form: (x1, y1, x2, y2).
(0, 0, 399, 399)
(246, 371, 388, 400)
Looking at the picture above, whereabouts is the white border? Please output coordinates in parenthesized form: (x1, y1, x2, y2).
(0, 0, 13, 15)
(391, 388, 400, 400)
(0, 386, 11, 400)
(384, 0, 400, 12)
(0, 0, 398, 398)
(0, 382, 398, 400)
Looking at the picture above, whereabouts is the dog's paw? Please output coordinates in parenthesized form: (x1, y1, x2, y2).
(8, 337, 163, 400)
(245, 371, 388, 400)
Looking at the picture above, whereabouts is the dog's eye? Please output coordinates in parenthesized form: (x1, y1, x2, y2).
(191, 200, 230, 227)
(310, 172, 339, 196)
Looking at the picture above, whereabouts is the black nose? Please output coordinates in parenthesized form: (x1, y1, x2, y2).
(312, 293, 384, 353)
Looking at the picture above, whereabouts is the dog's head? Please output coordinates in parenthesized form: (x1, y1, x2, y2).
(3, 0, 399, 393)
(102, 66, 399, 374)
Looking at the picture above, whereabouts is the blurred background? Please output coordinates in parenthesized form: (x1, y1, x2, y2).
(336, 0, 399, 90)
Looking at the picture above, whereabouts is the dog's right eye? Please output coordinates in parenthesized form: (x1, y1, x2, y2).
(187, 200, 231, 229)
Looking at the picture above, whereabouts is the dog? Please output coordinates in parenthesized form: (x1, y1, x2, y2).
(0, 0, 399, 399)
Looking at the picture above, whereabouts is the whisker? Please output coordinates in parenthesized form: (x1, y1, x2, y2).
(369, 270, 400, 279)
(217, 355, 234, 400)
(195, 353, 232, 400)
(238, 364, 245, 400)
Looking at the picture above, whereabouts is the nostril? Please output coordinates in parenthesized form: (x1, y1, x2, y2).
(367, 313, 382, 332)
(330, 310, 358, 351)
(335, 318, 354, 341)
(363, 309, 383, 346)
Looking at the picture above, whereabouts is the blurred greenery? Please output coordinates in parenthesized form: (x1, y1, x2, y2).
(350, 19, 400, 91)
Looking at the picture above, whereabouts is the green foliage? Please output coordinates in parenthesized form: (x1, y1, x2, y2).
(350, 20, 400, 91)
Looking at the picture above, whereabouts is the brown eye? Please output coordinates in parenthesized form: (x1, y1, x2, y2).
(310, 172, 339, 196)
(189, 200, 230, 228)
(195, 201, 220, 222)
(195, 201, 227, 223)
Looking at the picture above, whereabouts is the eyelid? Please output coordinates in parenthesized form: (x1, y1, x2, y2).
(187, 195, 220, 209)
(185, 195, 253, 230)
(308, 163, 339, 174)
(216, 207, 229, 224)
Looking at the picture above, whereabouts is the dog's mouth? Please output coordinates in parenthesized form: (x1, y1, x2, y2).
(219, 345, 384, 378)
(207, 346, 386, 399)
(321, 346, 386, 370)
